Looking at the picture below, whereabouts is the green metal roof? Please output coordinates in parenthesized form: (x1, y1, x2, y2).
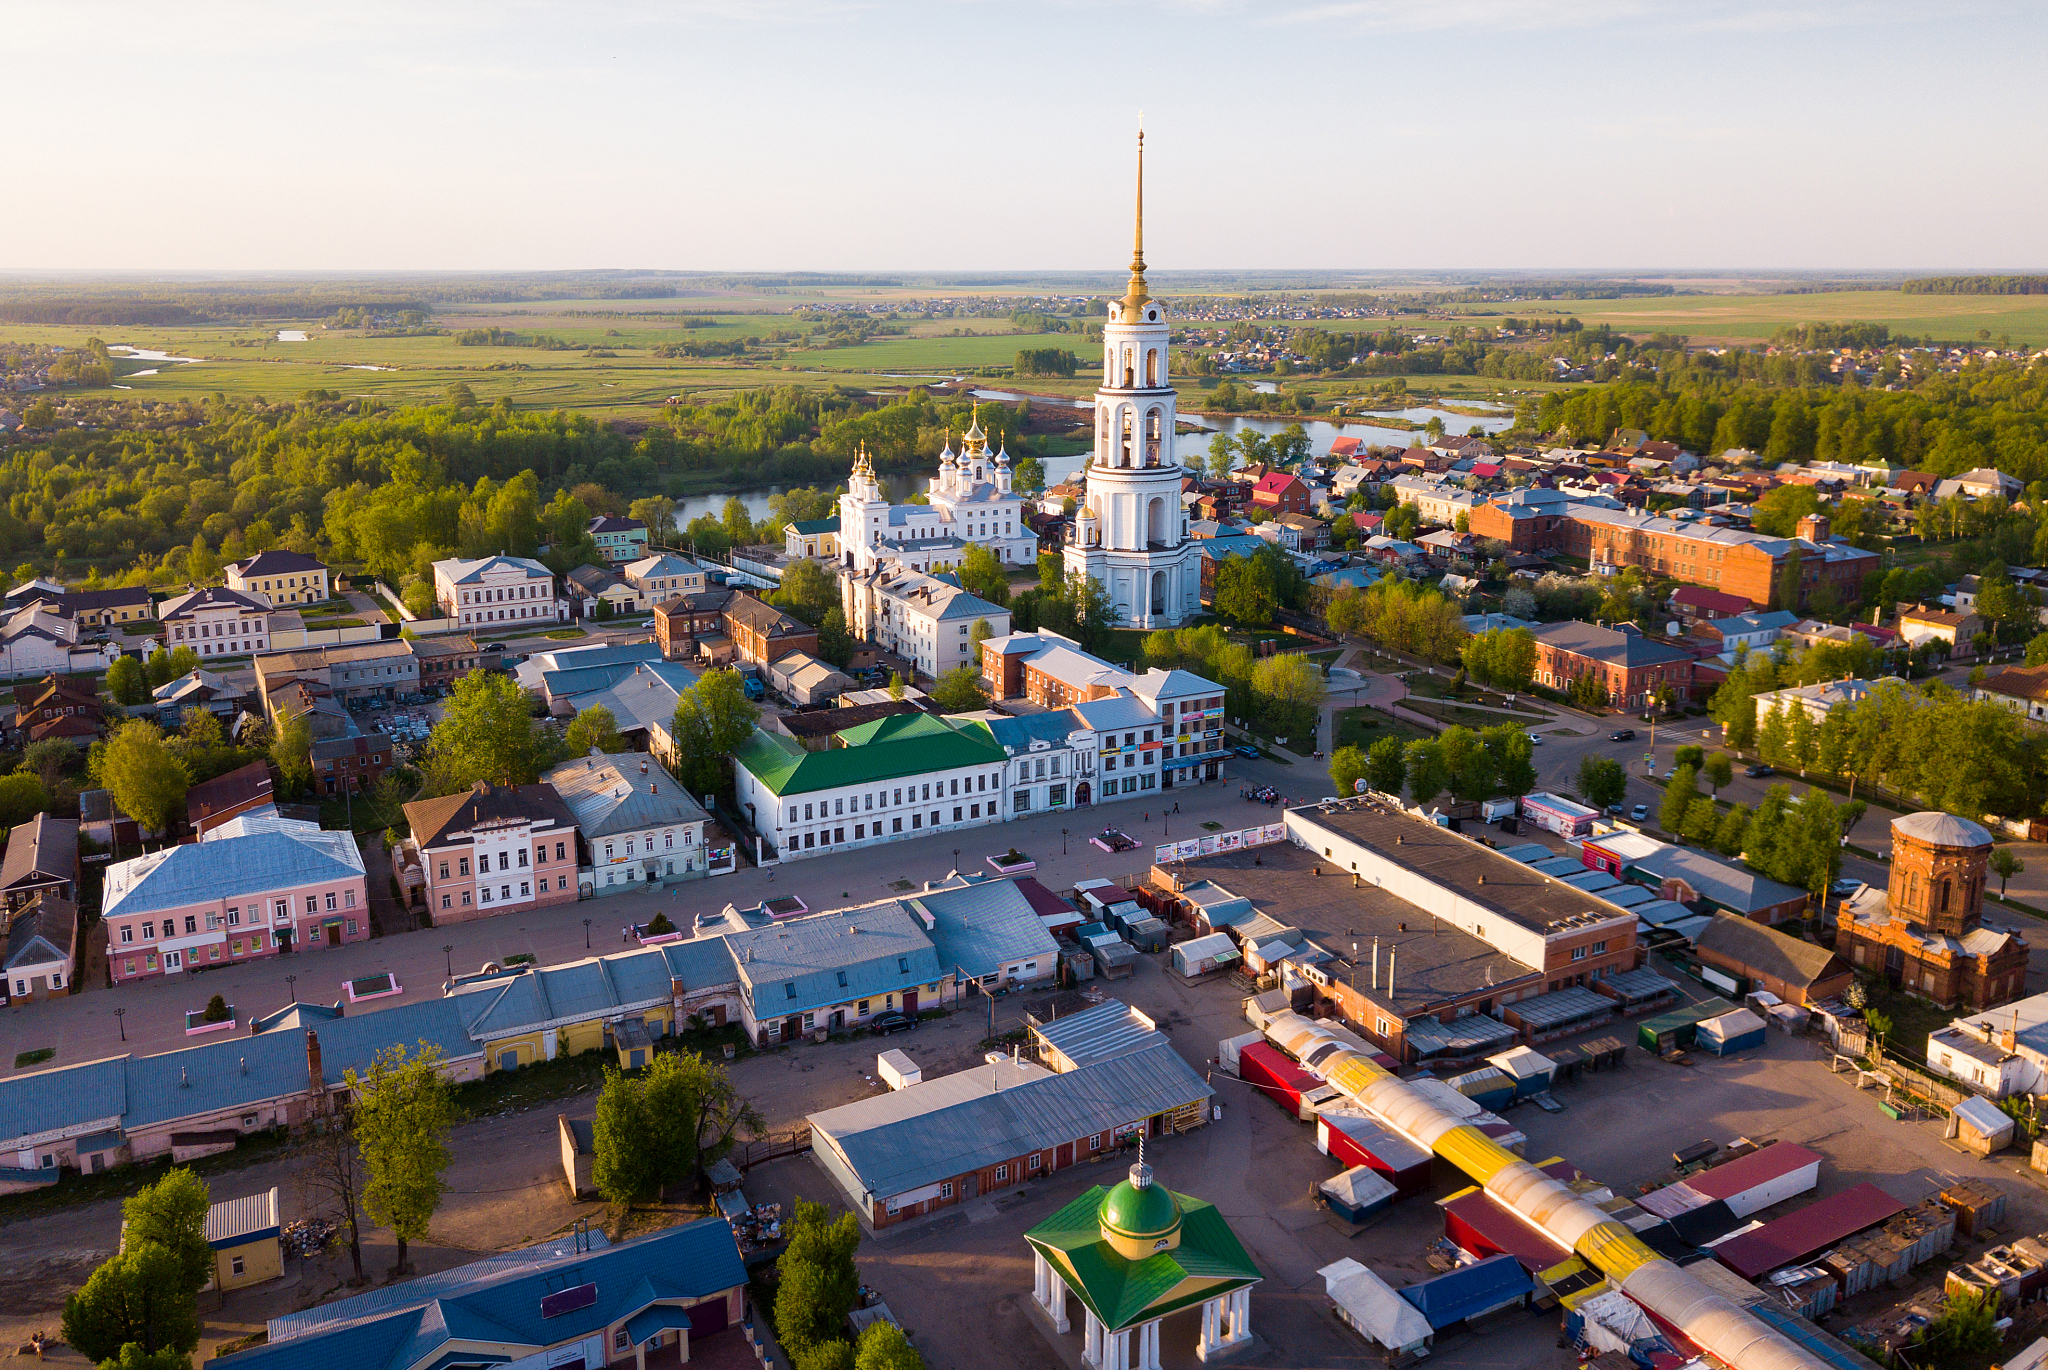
(1026, 1183, 1260, 1333)
(733, 718, 1003, 797)
(1101, 1170, 1180, 1240)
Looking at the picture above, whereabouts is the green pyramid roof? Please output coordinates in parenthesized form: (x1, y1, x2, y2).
(1026, 1184, 1260, 1333)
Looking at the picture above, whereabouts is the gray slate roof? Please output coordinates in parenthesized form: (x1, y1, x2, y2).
(544, 751, 708, 839)
(809, 1041, 1212, 1202)
(1534, 620, 1695, 668)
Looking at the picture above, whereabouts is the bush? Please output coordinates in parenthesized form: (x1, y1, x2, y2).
(646, 912, 675, 936)
(202, 995, 230, 1023)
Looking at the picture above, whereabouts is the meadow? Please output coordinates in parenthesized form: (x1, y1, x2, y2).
(1439, 289, 2048, 346)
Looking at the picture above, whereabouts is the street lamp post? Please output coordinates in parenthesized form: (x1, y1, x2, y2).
(583, 918, 592, 949)
(1062, 827, 1069, 855)
(442, 944, 454, 978)
(114, 1007, 125, 1042)
(286, 974, 298, 1004)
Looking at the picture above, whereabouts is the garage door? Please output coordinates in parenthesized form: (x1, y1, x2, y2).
(690, 1295, 729, 1336)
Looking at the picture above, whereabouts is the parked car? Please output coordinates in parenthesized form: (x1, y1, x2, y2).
(1526, 732, 1544, 745)
(1609, 728, 1636, 742)
(1233, 744, 1261, 758)
(483, 642, 505, 653)
(867, 1012, 918, 1036)
(1745, 763, 1773, 777)
(1830, 877, 1864, 897)
(1630, 803, 1649, 821)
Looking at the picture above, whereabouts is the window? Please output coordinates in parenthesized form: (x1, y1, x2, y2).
(498, 852, 510, 872)
(555, 841, 566, 861)
(1570, 946, 1587, 962)
(517, 848, 529, 867)
(325, 892, 337, 912)
(953, 806, 962, 822)
(995, 1164, 1008, 1182)
(305, 896, 318, 915)
(615, 1331, 630, 1353)
(940, 1182, 954, 1199)
(119, 924, 132, 944)
(1593, 940, 1608, 954)
(1028, 1153, 1041, 1171)
(458, 857, 470, 876)
(441, 894, 451, 909)
(1089, 1133, 1103, 1151)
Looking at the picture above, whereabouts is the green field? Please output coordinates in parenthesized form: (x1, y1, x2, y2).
(1440, 289, 2048, 346)
(0, 309, 1108, 417)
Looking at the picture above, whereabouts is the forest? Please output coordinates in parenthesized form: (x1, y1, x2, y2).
(0, 386, 1034, 584)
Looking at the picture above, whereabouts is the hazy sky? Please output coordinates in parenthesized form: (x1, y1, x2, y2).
(12, 0, 2045, 272)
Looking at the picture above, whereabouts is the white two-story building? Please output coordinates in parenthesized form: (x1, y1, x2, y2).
(159, 587, 274, 658)
(544, 750, 713, 894)
(732, 712, 1009, 862)
(432, 555, 568, 630)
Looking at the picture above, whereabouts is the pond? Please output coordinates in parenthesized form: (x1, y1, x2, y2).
(277, 330, 309, 342)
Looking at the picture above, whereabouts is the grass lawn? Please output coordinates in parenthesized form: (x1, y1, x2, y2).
(1333, 706, 1432, 752)
(1403, 698, 1546, 729)
(1859, 980, 1961, 1066)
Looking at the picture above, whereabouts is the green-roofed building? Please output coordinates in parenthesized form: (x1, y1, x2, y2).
(1026, 1157, 1260, 1368)
(732, 713, 1009, 862)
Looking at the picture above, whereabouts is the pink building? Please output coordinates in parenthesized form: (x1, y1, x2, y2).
(103, 815, 370, 983)
(401, 781, 581, 925)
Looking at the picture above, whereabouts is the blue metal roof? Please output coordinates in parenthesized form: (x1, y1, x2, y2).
(0, 1055, 125, 1143)
(104, 824, 365, 921)
(909, 878, 1060, 981)
(728, 906, 942, 1018)
(1397, 1253, 1530, 1329)
(236, 1219, 742, 1370)
(623, 1305, 693, 1345)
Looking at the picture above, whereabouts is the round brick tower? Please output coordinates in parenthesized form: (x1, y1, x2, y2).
(1887, 811, 1993, 938)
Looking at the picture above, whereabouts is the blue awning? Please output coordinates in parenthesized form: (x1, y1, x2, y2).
(1162, 754, 1213, 770)
(74, 1129, 125, 1154)
(624, 1304, 695, 1345)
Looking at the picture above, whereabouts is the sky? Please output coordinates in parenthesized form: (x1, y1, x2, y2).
(10, 0, 2046, 273)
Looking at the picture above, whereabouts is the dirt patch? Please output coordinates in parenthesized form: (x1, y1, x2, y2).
(0, 1251, 109, 1314)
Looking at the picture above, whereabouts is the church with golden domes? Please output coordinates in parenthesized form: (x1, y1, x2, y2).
(1025, 1153, 1261, 1369)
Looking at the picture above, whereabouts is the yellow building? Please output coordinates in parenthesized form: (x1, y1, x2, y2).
(207, 1187, 282, 1292)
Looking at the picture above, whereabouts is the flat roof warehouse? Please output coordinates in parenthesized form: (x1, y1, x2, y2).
(1289, 800, 1632, 938)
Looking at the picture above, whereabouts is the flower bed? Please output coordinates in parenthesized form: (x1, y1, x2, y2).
(987, 849, 1037, 875)
(184, 1008, 237, 1036)
(346, 972, 402, 1004)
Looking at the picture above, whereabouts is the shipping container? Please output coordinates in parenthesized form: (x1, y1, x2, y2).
(1318, 1165, 1397, 1225)
(1444, 1066, 1518, 1112)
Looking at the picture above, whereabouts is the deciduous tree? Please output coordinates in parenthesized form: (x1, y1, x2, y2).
(1403, 738, 1448, 808)
(271, 713, 313, 798)
(349, 1043, 455, 1278)
(930, 666, 989, 713)
(295, 1115, 368, 1285)
(1659, 764, 1699, 836)
(1577, 756, 1627, 812)
(99, 722, 188, 839)
(564, 704, 622, 757)
(62, 1244, 199, 1363)
(956, 545, 1011, 607)
(121, 1169, 212, 1299)
(1365, 736, 1407, 796)
(426, 670, 547, 791)
(106, 655, 146, 706)
(1330, 744, 1370, 797)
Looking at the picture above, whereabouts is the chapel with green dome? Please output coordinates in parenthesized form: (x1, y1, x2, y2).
(1025, 1157, 1261, 1369)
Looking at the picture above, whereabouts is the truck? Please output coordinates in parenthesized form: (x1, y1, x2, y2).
(741, 674, 765, 701)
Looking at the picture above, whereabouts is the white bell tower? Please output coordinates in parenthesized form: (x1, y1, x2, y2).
(1064, 129, 1199, 630)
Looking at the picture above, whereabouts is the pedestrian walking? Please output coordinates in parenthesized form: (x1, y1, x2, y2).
(621, 925, 629, 943)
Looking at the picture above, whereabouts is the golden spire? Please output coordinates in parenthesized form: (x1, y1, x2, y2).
(853, 439, 873, 477)
(963, 401, 988, 454)
(1125, 124, 1149, 310)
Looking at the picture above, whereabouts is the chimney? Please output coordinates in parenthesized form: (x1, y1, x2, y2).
(306, 1030, 324, 1093)
(1387, 946, 1396, 998)
(2007, 1009, 2020, 1053)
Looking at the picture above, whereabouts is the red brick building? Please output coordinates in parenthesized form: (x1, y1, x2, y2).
(1250, 471, 1309, 514)
(1465, 497, 1877, 609)
(1837, 812, 2030, 1010)
(1532, 621, 1695, 710)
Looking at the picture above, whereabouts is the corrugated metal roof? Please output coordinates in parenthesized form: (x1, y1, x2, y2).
(1032, 999, 1163, 1069)
(246, 1219, 740, 1370)
(728, 905, 942, 1016)
(206, 1186, 280, 1246)
(810, 1041, 1211, 1201)
(912, 878, 1060, 981)
(104, 820, 364, 920)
